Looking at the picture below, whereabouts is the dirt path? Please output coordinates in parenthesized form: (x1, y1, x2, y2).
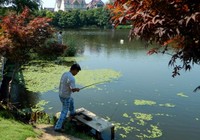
(27, 124, 82, 140)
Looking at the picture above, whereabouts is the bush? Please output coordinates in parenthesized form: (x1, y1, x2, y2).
(37, 39, 67, 59)
(64, 37, 79, 57)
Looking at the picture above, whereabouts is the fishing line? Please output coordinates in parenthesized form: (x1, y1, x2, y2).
(80, 80, 112, 90)
(109, 99, 124, 120)
(79, 79, 122, 120)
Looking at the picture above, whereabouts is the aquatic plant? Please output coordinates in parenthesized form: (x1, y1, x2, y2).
(159, 103, 176, 108)
(134, 99, 156, 106)
(56, 56, 86, 63)
(136, 124, 162, 139)
(23, 60, 121, 93)
(177, 92, 189, 98)
(113, 111, 163, 139)
(76, 69, 121, 89)
(122, 113, 130, 118)
(133, 112, 153, 121)
(113, 98, 177, 139)
(134, 99, 176, 108)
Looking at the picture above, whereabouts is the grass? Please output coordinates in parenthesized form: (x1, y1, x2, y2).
(0, 110, 93, 140)
(0, 111, 38, 140)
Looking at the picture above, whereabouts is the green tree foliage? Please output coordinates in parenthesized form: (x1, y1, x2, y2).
(36, 7, 111, 29)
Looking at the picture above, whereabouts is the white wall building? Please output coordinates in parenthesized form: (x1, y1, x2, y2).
(54, 0, 104, 11)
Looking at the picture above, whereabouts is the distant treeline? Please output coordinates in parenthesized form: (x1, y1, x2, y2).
(35, 7, 112, 29)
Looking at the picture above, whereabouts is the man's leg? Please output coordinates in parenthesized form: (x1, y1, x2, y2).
(54, 97, 70, 130)
(69, 97, 75, 116)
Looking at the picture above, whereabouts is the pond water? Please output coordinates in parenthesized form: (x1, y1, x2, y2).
(40, 29, 200, 140)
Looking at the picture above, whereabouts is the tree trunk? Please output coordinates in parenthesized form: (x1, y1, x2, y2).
(0, 58, 15, 103)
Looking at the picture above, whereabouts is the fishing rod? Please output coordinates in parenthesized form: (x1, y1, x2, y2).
(80, 80, 111, 90)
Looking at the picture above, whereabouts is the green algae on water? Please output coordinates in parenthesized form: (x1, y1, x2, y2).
(177, 92, 189, 98)
(159, 103, 176, 108)
(133, 112, 153, 121)
(23, 64, 68, 92)
(122, 113, 130, 118)
(136, 124, 162, 139)
(76, 69, 121, 89)
(57, 56, 86, 62)
(23, 61, 121, 93)
(134, 99, 176, 108)
(117, 111, 162, 139)
(154, 113, 174, 117)
(120, 134, 127, 138)
(134, 99, 156, 106)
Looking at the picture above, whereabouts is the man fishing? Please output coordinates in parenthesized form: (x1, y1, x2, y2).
(54, 63, 81, 132)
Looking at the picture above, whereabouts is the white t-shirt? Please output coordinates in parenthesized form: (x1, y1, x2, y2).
(59, 72, 75, 98)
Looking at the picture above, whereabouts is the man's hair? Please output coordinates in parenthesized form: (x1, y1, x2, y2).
(70, 63, 81, 71)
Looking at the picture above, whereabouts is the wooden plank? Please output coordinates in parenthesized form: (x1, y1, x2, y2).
(75, 108, 114, 132)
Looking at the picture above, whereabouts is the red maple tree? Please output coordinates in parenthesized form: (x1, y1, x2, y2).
(0, 8, 56, 102)
(0, 7, 54, 62)
(108, 0, 200, 77)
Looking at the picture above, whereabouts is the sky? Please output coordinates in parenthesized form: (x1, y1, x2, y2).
(42, 0, 108, 8)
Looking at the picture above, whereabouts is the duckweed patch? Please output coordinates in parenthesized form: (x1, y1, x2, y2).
(23, 60, 121, 93)
(114, 99, 175, 138)
(159, 103, 176, 108)
(112, 111, 162, 139)
(154, 113, 174, 117)
(57, 56, 86, 62)
(23, 64, 67, 92)
(76, 69, 121, 89)
(120, 134, 127, 138)
(122, 113, 130, 118)
(134, 99, 176, 109)
(177, 92, 189, 98)
(133, 112, 153, 121)
(136, 125, 162, 139)
(134, 99, 156, 106)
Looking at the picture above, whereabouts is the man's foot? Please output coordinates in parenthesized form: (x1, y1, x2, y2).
(71, 111, 82, 117)
(69, 112, 78, 121)
(68, 116, 77, 122)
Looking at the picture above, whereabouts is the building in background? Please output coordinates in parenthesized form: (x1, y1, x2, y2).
(87, 0, 104, 9)
(54, 0, 104, 11)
